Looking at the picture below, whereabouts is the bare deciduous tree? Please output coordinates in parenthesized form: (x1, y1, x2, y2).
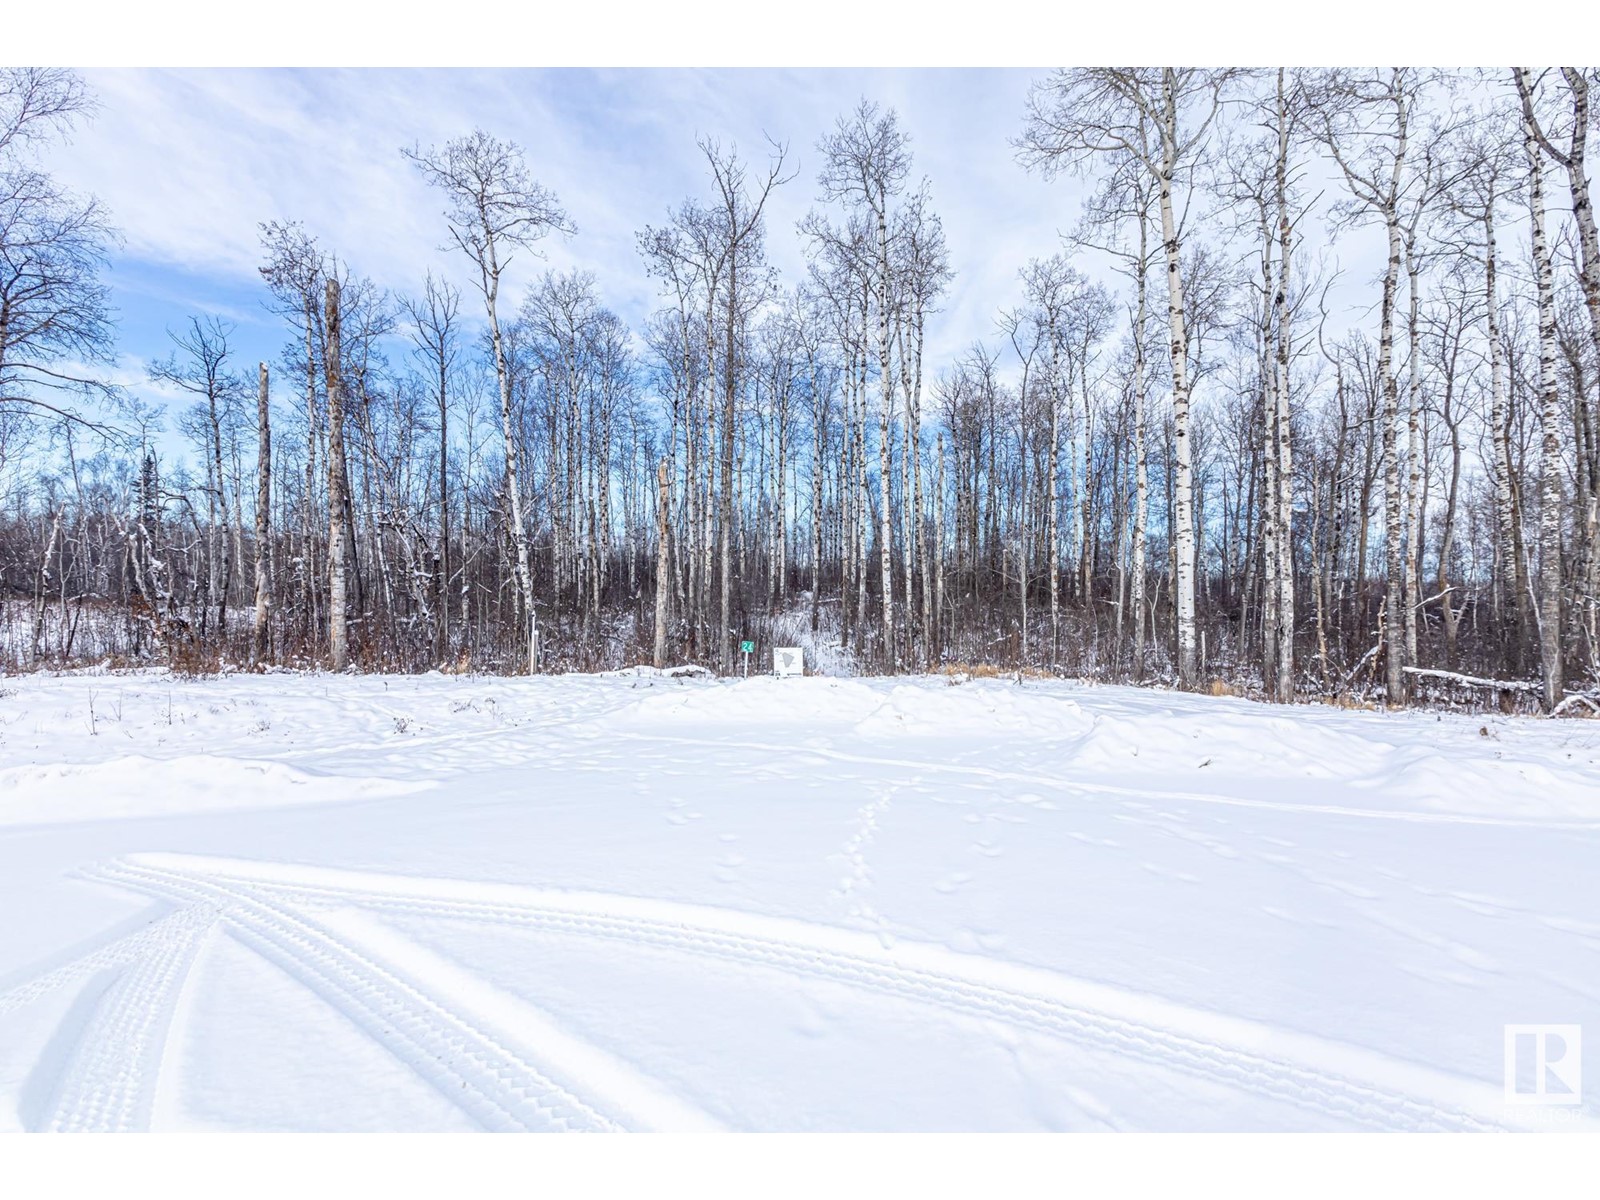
(1021, 68, 1237, 689)
(405, 130, 572, 674)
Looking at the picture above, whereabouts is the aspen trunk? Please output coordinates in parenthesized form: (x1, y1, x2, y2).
(1439, 402, 1462, 669)
(1132, 211, 1150, 681)
(252, 362, 271, 666)
(324, 279, 349, 672)
(775, 394, 787, 611)
(934, 434, 946, 660)
(207, 384, 230, 640)
(1271, 70, 1296, 703)
(1047, 361, 1061, 667)
(811, 360, 825, 635)
(1524, 97, 1565, 711)
(1483, 206, 1533, 667)
(874, 194, 896, 672)
(719, 257, 737, 674)
(1377, 102, 1408, 703)
(301, 318, 320, 643)
(485, 254, 537, 675)
(913, 311, 932, 667)
(1158, 69, 1199, 688)
(1551, 70, 1600, 679)
(1259, 212, 1281, 693)
(897, 322, 915, 655)
(1078, 382, 1093, 611)
(437, 349, 450, 661)
(855, 327, 869, 647)
(1402, 245, 1423, 670)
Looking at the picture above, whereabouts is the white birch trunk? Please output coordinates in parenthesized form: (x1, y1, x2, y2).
(1522, 89, 1565, 711)
(654, 457, 670, 668)
(1132, 211, 1150, 680)
(1158, 70, 1199, 688)
(874, 194, 896, 671)
(324, 279, 349, 672)
(252, 362, 271, 665)
(483, 251, 537, 675)
(1402, 245, 1423, 668)
(1271, 70, 1296, 702)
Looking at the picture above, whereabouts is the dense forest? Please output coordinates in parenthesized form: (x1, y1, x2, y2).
(4, 67, 1599, 713)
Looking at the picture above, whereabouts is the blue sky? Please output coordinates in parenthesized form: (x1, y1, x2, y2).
(40, 68, 1102, 437)
(35, 65, 1434, 478)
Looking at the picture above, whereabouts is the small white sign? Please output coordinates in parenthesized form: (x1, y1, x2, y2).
(773, 646, 804, 678)
(1505, 1024, 1582, 1105)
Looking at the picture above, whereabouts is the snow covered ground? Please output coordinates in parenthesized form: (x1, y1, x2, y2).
(0, 667, 1597, 1132)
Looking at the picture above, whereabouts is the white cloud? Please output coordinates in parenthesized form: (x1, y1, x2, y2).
(40, 67, 1402, 395)
(42, 70, 1087, 350)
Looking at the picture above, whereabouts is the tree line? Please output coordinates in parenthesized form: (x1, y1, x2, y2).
(3, 67, 1599, 712)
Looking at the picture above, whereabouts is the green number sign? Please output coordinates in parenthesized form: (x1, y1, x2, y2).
(739, 640, 755, 654)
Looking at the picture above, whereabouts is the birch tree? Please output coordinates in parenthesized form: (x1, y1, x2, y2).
(1440, 113, 1533, 668)
(818, 102, 912, 672)
(151, 317, 240, 639)
(252, 362, 271, 664)
(406, 131, 572, 674)
(0, 69, 118, 435)
(1075, 164, 1158, 677)
(1515, 67, 1600, 685)
(1514, 68, 1566, 710)
(258, 220, 328, 639)
(323, 278, 350, 671)
(654, 456, 671, 667)
(1310, 68, 1419, 703)
(13, 67, 1600, 704)
(400, 273, 460, 659)
(1020, 68, 1236, 688)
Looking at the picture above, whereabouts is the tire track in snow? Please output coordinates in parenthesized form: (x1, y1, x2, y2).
(88, 859, 717, 1133)
(312, 907, 721, 1133)
(110, 853, 1532, 1133)
(42, 906, 216, 1132)
(0, 905, 216, 1019)
(92, 861, 613, 1131)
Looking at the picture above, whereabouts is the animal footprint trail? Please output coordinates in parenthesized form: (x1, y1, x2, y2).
(834, 788, 897, 941)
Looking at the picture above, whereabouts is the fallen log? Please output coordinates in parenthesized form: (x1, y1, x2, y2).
(1551, 693, 1600, 717)
(1400, 667, 1541, 693)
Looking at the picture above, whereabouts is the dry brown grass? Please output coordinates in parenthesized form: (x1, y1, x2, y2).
(166, 641, 227, 677)
(937, 661, 1008, 679)
(1325, 692, 1378, 711)
(102, 652, 163, 674)
(936, 662, 1056, 682)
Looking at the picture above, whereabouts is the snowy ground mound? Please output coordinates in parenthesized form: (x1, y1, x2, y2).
(0, 756, 429, 827)
(0, 670, 1596, 1131)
